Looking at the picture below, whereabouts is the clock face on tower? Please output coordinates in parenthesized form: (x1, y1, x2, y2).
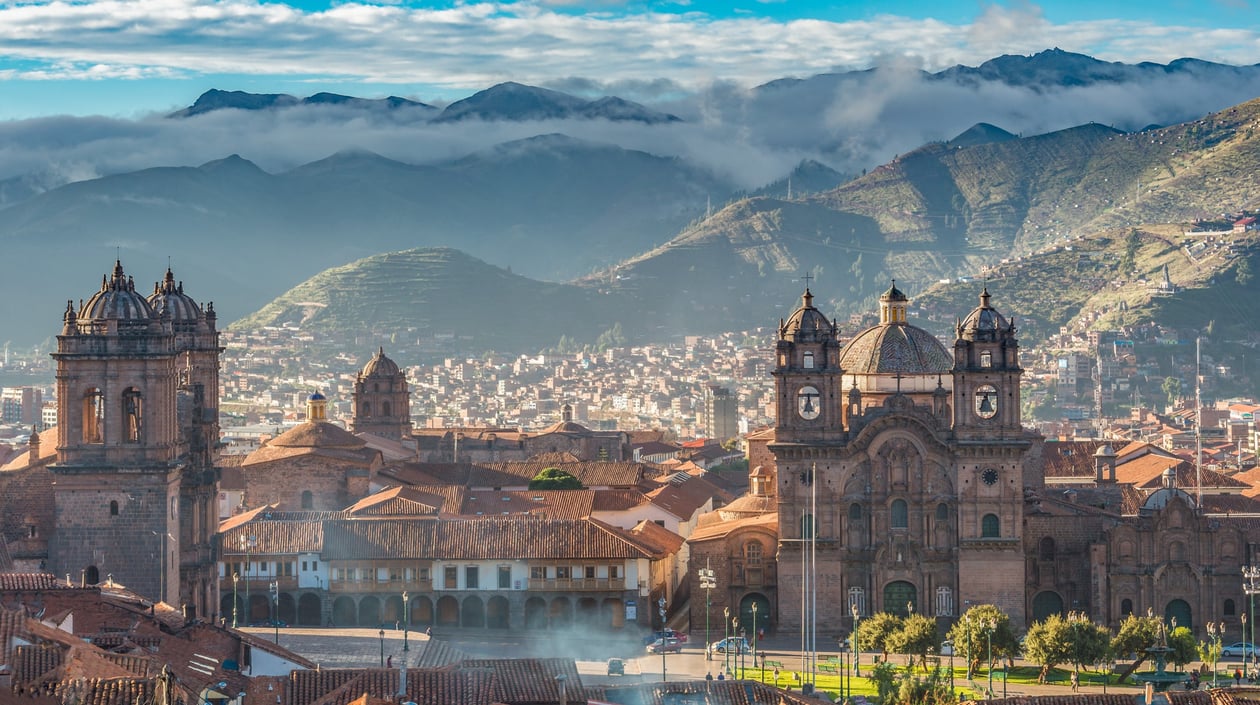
(982, 468, 999, 486)
(797, 385, 821, 420)
(974, 384, 998, 419)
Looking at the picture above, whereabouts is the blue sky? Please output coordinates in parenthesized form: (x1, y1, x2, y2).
(0, 0, 1257, 119)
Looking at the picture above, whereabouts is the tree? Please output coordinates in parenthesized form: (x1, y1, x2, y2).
(1110, 612, 1161, 681)
(895, 666, 956, 705)
(1162, 376, 1182, 408)
(527, 467, 584, 490)
(1064, 613, 1112, 675)
(889, 613, 939, 671)
(869, 660, 899, 704)
(1025, 613, 1111, 683)
(946, 604, 1020, 676)
(1168, 626, 1198, 670)
(1237, 257, 1254, 287)
(858, 612, 904, 661)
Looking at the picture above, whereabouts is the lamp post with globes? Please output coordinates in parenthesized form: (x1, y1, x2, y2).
(751, 602, 759, 674)
(724, 607, 731, 676)
(658, 597, 668, 682)
(403, 591, 410, 653)
(851, 602, 861, 677)
(231, 572, 240, 628)
(379, 628, 385, 667)
(699, 565, 716, 661)
(984, 617, 996, 698)
(1245, 566, 1260, 679)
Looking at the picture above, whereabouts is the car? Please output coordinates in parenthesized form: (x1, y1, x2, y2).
(642, 629, 688, 645)
(647, 637, 684, 654)
(606, 658, 625, 676)
(709, 637, 751, 654)
(248, 619, 287, 627)
(940, 640, 954, 656)
(1221, 642, 1257, 658)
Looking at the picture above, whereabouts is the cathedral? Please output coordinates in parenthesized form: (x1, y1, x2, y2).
(46, 261, 221, 618)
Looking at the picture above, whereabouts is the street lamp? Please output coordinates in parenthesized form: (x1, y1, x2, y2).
(403, 591, 410, 652)
(1245, 612, 1250, 680)
(732, 616, 741, 678)
(1208, 621, 1225, 688)
(751, 602, 759, 675)
(659, 597, 668, 682)
(985, 617, 996, 698)
(239, 534, 256, 625)
(964, 612, 973, 679)
(851, 603, 861, 677)
(231, 572, 240, 628)
(723, 607, 731, 676)
(379, 628, 385, 667)
(1245, 566, 1260, 679)
(269, 580, 279, 644)
(699, 565, 716, 662)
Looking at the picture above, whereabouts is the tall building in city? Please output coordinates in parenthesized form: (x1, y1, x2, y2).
(704, 384, 738, 441)
(351, 347, 413, 440)
(46, 261, 220, 618)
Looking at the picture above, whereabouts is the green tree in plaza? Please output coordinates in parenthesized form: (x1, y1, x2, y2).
(895, 666, 957, 705)
(869, 660, 900, 704)
(858, 612, 905, 661)
(889, 613, 940, 671)
(1168, 626, 1198, 670)
(1064, 613, 1113, 675)
(1025, 613, 1111, 683)
(527, 467, 584, 490)
(945, 604, 1020, 677)
(1110, 612, 1162, 677)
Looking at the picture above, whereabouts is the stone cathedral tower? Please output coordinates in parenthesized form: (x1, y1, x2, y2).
(49, 262, 221, 618)
(351, 347, 412, 440)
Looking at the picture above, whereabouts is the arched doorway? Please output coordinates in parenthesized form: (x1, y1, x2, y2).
(462, 596, 486, 628)
(277, 593, 297, 625)
(332, 596, 356, 626)
(220, 594, 244, 625)
(436, 596, 460, 627)
(577, 598, 599, 627)
(740, 593, 772, 635)
(85, 566, 100, 585)
(550, 597, 573, 628)
(411, 596, 434, 626)
(602, 598, 625, 629)
(487, 596, 510, 629)
(383, 594, 404, 625)
(1032, 591, 1064, 622)
(298, 593, 322, 625)
(248, 594, 270, 624)
(358, 596, 381, 626)
(1166, 599, 1193, 632)
(883, 581, 917, 617)
(525, 597, 548, 629)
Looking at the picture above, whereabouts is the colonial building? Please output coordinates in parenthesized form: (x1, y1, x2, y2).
(351, 348, 413, 441)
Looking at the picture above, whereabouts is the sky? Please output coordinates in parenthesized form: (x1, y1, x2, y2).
(0, 0, 1258, 119)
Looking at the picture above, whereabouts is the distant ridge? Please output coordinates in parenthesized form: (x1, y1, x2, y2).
(948, 123, 1017, 147)
(169, 89, 435, 117)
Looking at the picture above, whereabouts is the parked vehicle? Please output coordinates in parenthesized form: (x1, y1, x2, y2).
(1221, 642, 1257, 658)
(940, 640, 954, 656)
(647, 637, 684, 654)
(607, 658, 625, 676)
(709, 637, 751, 654)
(642, 628, 689, 645)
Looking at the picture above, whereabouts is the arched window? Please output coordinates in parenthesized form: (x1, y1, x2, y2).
(383, 401, 392, 417)
(1225, 599, 1237, 616)
(1121, 598, 1134, 617)
(361, 402, 372, 418)
(981, 513, 1000, 538)
(301, 491, 314, 510)
(83, 388, 104, 444)
(745, 541, 763, 565)
(122, 388, 142, 443)
(935, 503, 948, 521)
(849, 504, 862, 520)
(803, 352, 814, 369)
(980, 351, 992, 368)
(801, 513, 815, 538)
(890, 500, 908, 529)
(109, 500, 119, 516)
(1039, 537, 1056, 560)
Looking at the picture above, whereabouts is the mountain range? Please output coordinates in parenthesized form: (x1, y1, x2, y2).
(5, 49, 1260, 349)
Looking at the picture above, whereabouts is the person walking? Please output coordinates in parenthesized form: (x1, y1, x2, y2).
(1070, 671, 1079, 692)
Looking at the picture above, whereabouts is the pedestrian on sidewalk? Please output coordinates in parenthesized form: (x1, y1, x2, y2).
(1070, 671, 1079, 692)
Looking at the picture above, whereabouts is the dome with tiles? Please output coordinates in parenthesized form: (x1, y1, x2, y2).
(361, 347, 400, 378)
(78, 260, 156, 322)
(959, 287, 1012, 341)
(838, 282, 951, 375)
(147, 268, 202, 321)
(780, 289, 837, 344)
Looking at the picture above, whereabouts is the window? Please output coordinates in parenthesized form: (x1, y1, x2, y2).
(312, 560, 319, 570)
(803, 351, 815, 369)
(891, 500, 908, 529)
(498, 566, 512, 589)
(530, 566, 546, 580)
(848, 587, 865, 617)
(801, 513, 814, 538)
(584, 566, 596, 579)
(417, 567, 428, 582)
(444, 566, 457, 589)
(83, 388, 104, 444)
(361, 402, 371, 417)
(609, 565, 620, 580)
(981, 513, 1000, 538)
(302, 561, 308, 571)
(556, 566, 571, 580)
(980, 350, 992, 368)
(122, 388, 142, 443)
(849, 504, 862, 520)
(935, 503, 948, 521)
(936, 587, 954, 617)
(301, 491, 314, 509)
(1039, 537, 1056, 560)
(383, 401, 392, 416)
(745, 541, 763, 565)
(1225, 599, 1237, 616)
(110, 500, 119, 516)
(1121, 598, 1134, 617)
(465, 566, 479, 589)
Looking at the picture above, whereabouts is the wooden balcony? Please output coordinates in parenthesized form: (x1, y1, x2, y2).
(527, 577, 626, 591)
(329, 578, 433, 593)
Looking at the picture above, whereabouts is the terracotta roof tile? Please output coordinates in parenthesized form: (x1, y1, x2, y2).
(688, 513, 778, 543)
(0, 573, 63, 591)
(458, 490, 595, 519)
(592, 489, 649, 512)
(458, 658, 581, 705)
(220, 519, 326, 556)
(346, 486, 446, 516)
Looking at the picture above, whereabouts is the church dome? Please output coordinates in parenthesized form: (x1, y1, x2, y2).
(147, 268, 202, 321)
(839, 323, 952, 375)
(959, 288, 1011, 340)
(361, 347, 400, 377)
(780, 289, 836, 343)
(79, 261, 156, 322)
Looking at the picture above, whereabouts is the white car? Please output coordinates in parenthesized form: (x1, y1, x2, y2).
(709, 636, 751, 654)
(940, 640, 955, 656)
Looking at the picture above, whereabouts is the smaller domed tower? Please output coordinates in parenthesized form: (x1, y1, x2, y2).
(772, 288, 844, 443)
(351, 348, 412, 440)
(951, 288, 1022, 438)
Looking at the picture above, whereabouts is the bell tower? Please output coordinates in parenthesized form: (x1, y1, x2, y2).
(771, 288, 844, 443)
(351, 347, 412, 440)
(950, 287, 1030, 624)
(50, 261, 182, 605)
